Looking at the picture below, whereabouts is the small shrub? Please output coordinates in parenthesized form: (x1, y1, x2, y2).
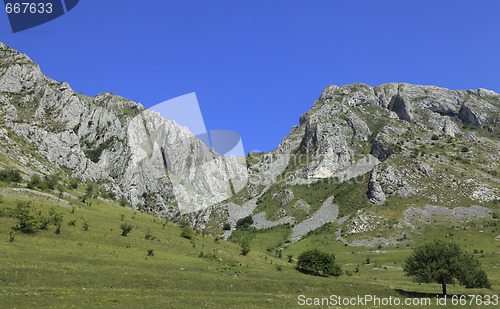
(69, 178, 79, 189)
(431, 134, 439, 141)
(287, 255, 293, 263)
(27, 174, 46, 190)
(9, 233, 15, 242)
(119, 198, 128, 207)
(85, 183, 94, 195)
(44, 175, 59, 190)
(120, 223, 133, 236)
(147, 249, 154, 256)
(0, 195, 4, 204)
(181, 226, 195, 239)
(461, 146, 469, 152)
(236, 216, 254, 229)
(55, 224, 61, 234)
(145, 231, 156, 240)
(241, 243, 250, 256)
(0, 168, 22, 183)
(82, 220, 89, 231)
(275, 265, 282, 272)
(365, 257, 371, 264)
(222, 222, 231, 230)
(49, 208, 63, 226)
(68, 219, 77, 226)
(38, 216, 51, 230)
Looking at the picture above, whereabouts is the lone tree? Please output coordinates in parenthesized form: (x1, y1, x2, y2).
(404, 240, 491, 295)
(296, 249, 342, 277)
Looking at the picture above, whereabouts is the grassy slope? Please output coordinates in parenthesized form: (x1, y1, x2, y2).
(0, 184, 498, 308)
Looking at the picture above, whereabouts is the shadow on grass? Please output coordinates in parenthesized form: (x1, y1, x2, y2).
(395, 289, 443, 298)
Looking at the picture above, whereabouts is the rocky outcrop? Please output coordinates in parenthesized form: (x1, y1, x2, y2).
(290, 196, 338, 242)
(0, 42, 247, 218)
(368, 175, 386, 205)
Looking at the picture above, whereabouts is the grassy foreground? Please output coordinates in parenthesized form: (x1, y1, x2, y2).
(0, 187, 498, 308)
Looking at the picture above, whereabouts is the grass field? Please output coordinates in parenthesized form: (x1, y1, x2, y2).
(0, 184, 499, 308)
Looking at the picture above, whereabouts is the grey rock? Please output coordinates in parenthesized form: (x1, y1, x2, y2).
(368, 174, 386, 205)
(290, 196, 338, 242)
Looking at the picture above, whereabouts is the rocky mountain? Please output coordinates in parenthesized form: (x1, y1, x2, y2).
(1, 42, 499, 242)
(199, 81, 500, 241)
(0, 42, 247, 219)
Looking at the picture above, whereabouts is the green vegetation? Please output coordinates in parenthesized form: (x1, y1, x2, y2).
(404, 240, 491, 295)
(296, 249, 342, 277)
(180, 225, 195, 239)
(256, 174, 370, 221)
(0, 168, 22, 183)
(235, 215, 253, 228)
(0, 182, 497, 307)
(120, 223, 133, 236)
(27, 174, 60, 191)
(85, 137, 117, 163)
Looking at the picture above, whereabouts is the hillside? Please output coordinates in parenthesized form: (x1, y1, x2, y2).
(198, 83, 500, 248)
(0, 183, 498, 308)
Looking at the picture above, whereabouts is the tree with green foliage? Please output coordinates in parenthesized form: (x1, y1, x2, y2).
(15, 212, 38, 234)
(404, 240, 491, 295)
(27, 174, 45, 190)
(0, 168, 22, 183)
(296, 249, 342, 277)
(14, 202, 38, 234)
(236, 215, 254, 229)
(44, 175, 59, 190)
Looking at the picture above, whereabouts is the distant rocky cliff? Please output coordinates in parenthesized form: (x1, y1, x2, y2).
(201, 82, 499, 237)
(0, 42, 247, 219)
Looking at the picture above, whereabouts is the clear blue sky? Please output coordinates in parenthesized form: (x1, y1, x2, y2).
(1, 1, 500, 153)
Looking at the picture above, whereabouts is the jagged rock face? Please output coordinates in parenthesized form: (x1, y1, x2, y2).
(0, 42, 247, 218)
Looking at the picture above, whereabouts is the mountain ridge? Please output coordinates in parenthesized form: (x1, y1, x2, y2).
(1, 42, 499, 241)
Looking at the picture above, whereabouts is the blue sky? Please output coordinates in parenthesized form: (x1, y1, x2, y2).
(1, 0, 500, 153)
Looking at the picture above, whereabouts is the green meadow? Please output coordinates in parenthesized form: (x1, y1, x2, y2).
(0, 184, 498, 308)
